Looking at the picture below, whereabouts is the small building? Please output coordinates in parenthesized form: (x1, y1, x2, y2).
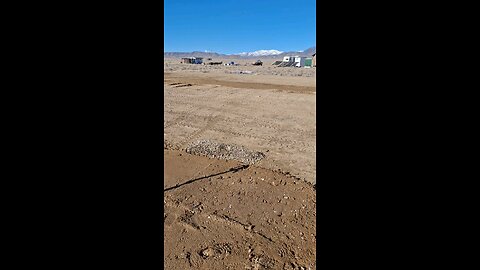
(181, 57, 203, 64)
(293, 56, 307, 67)
(276, 56, 298, 67)
(278, 55, 307, 67)
(304, 58, 313, 68)
(181, 57, 191, 64)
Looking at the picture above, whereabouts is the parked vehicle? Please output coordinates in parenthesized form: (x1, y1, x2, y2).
(252, 60, 263, 66)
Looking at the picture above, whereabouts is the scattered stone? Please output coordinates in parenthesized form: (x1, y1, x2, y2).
(186, 139, 265, 164)
(244, 225, 254, 231)
(201, 247, 214, 258)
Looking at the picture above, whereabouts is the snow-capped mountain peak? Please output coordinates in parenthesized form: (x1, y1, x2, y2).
(237, 49, 284, 56)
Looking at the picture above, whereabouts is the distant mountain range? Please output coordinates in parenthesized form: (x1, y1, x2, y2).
(238, 49, 284, 57)
(164, 46, 316, 59)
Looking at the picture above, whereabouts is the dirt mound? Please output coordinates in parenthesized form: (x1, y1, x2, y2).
(186, 140, 266, 164)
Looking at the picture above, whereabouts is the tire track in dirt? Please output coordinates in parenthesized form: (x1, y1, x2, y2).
(178, 114, 221, 149)
(165, 102, 313, 148)
(164, 106, 198, 129)
(165, 73, 316, 94)
(164, 87, 316, 183)
(165, 97, 314, 136)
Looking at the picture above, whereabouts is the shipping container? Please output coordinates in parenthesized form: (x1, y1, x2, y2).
(304, 58, 312, 67)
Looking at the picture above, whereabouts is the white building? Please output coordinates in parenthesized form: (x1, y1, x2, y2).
(294, 56, 307, 67)
(281, 55, 307, 67)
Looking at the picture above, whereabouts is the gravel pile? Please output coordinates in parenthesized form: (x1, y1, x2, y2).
(186, 140, 265, 164)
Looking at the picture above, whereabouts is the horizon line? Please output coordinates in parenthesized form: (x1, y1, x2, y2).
(164, 46, 316, 55)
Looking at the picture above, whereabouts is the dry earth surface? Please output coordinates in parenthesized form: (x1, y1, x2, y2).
(164, 150, 316, 269)
(164, 59, 316, 269)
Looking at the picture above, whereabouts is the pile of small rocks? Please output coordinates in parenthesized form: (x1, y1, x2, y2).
(186, 139, 265, 164)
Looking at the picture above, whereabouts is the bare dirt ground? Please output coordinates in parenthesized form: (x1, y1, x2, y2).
(164, 61, 316, 183)
(164, 60, 316, 269)
(164, 58, 316, 78)
(164, 150, 316, 270)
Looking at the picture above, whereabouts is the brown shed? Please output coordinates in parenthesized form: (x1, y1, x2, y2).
(181, 57, 193, 64)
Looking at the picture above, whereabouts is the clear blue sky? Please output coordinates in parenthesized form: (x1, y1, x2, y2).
(164, 0, 316, 54)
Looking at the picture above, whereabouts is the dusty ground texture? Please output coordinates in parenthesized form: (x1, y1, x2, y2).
(164, 61, 316, 269)
(164, 150, 316, 270)
(164, 63, 316, 183)
(164, 58, 316, 78)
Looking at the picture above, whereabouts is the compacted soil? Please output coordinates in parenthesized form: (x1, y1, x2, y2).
(164, 63, 316, 269)
(164, 68, 316, 184)
(164, 150, 316, 270)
